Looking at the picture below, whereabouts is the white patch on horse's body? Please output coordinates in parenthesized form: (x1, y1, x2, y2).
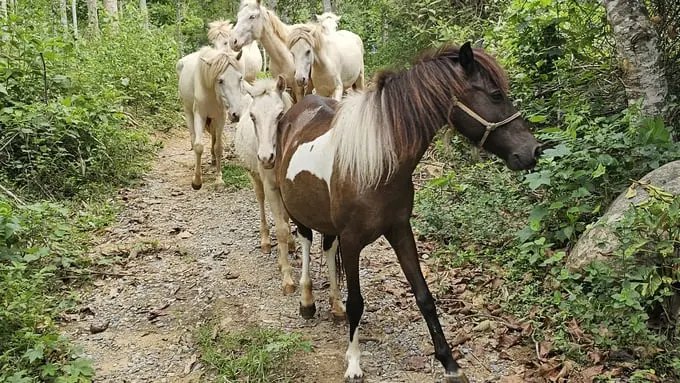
(286, 129, 335, 192)
(344, 327, 363, 379)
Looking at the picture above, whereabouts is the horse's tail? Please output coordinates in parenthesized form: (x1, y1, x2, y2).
(336, 238, 345, 288)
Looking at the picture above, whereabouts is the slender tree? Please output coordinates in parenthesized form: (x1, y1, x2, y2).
(87, 0, 99, 33)
(140, 0, 148, 29)
(71, 0, 78, 38)
(103, 0, 117, 15)
(603, 0, 668, 116)
(1, 0, 6, 18)
(59, 0, 68, 31)
(267, 0, 275, 11)
(322, 0, 331, 12)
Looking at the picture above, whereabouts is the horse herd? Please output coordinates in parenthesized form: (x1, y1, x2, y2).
(176, 0, 542, 381)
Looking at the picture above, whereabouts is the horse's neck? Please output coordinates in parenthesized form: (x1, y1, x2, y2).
(259, 14, 292, 71)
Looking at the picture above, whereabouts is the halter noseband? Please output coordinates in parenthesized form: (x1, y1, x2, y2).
(449, 95, 522, 148)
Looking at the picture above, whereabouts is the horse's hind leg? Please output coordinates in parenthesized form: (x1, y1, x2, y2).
(297, 224, 315, 319)
(249, 172, 271, 254)
(354, 66, 365, 91)
(384, 219, 468, 383)
(184, 107, 195, 151)
(323, 235, 345, 320)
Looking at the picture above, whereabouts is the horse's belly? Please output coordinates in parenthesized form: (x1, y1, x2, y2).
(281, 130, 337, 234)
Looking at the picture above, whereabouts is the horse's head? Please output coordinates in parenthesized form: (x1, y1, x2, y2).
(287, 27, 315, 88)
(316, 12, 340, 34)
(232, 0, 264, 51)
(246, 75, 293, 169)
(200, 49, 247, 122)
(207, 20, 233, 51)
(449, 42, 540, 170)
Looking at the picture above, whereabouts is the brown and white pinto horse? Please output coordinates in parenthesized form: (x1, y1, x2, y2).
(274, 42, 541, 382)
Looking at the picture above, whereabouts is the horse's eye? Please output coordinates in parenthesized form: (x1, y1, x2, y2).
(490, 92, 503, 102)
(218, 79, 224, 84)
(249, 15, 255, 19)
(277, 112, 284, 120)
(305, 50, 311, 56)
(250, 114, 256, 122)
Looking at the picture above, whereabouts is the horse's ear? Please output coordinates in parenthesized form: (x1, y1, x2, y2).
(255, 0, 261, 6)
(243, 82, 255, 96)
(236, 50, 243, 61)
(276, 75, 286, 93)
(459, 41, 475, 72)
(315, 14, 322, 21)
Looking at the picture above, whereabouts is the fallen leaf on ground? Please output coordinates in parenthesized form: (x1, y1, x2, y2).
(539, 341, 554, 359)
(473, 319, 493, 332)
(581, 365, 603, 383)
(500, 374, 525, 383)
(177, 231, 193, 239)
(498, 334, 521, 349)
(451, 333, 471, 347)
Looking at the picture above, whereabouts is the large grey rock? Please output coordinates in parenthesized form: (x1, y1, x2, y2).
(567, 160, 680, 270)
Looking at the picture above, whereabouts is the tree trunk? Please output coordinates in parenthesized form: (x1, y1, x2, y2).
(71, 0, 78, 38)
(103, 0, 116, 14)
(603, 0, 668, 116)
(267, 0, 275, 11)
(59, 0, 68, 31)
(322, 0, 331, 12)
(139, 0, 148, 29)
(87, 0, 99, 33)
(1, 0, 7, 18)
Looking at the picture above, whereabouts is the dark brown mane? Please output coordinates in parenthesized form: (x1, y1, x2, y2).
(373, 44, 509, 160)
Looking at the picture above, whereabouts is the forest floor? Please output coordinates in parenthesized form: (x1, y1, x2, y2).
(61, 127, 549, 383)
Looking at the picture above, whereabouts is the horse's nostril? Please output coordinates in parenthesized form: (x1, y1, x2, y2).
(268, 153, 274, 162)
(533, 145, 543, 158)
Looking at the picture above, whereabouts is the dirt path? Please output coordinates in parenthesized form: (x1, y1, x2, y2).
(62, 128, 535, 383)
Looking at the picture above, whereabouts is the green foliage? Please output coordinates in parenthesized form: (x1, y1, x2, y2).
(196, 324, 312, 382)
(0, 8, 178, 199)
(518, 107, 680, 245)
(0, 197, 116, 382)
(221, 163, 251, 191)
(414, 136, 532, 248)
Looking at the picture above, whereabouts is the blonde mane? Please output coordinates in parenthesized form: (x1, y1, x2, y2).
(207, 20, 233, 43)
(286, 23, 324, 51)
(247, 78, 294, 108)
(197, 46, 242, 89)
(263, 8, 290, 43)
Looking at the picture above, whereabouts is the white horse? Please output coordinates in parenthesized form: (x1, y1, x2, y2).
(234, 76, 297, 294)
(315, 12, 340, 34)
(230, 0, 312, 103)
(287, 23, 364, 101)
(207, 20, 263, 84)
(177, 46, 247, 190)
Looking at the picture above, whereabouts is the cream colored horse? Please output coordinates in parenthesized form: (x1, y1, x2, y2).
(287, 23, 364, 101)
(177, 47, 246, 190)
(230, 0, 312, 103)
(234, 76, 297, 294)
(207, 20, 263, 84)
(315, 12, 340, 34)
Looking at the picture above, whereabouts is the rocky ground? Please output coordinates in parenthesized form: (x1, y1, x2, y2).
(61, 128, 546, 383)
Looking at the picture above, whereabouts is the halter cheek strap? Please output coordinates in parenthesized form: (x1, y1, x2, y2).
(449, 95, 522, 148)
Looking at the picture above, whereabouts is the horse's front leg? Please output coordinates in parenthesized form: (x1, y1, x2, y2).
(262, 171, 296, 295)
(191, 111, 206, 190)
(385, 219, 468, 383)
(248, 172, 271, 254)
(297, 224, 315, 319)
(291, 82, 305, 104)
(332, 76, 344, 101)
(323, 235, 345, 320)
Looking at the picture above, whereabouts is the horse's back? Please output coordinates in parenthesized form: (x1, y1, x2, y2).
(178, 52, 200, 108)
(325, 30, 364, 87)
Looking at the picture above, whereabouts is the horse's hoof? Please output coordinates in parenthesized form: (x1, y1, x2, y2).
(261, 243, 272, 254)
(191, 182, 202, 190)
(283, 282, 296, 296)
(444, 372, 470, 383)
(344, 375, 364, 383)
(299, 302, 316, 319)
